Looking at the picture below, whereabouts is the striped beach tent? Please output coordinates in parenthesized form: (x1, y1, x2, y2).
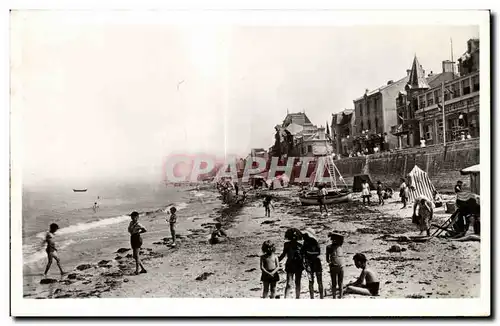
(407, 165, 436, 203)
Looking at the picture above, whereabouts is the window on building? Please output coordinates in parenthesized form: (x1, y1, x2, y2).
(444, 89, 450, 101)
(452, 82, 460, 99)
(368, 120, 371, 130)
(462, 78, 471, 95)
(426, 92, 434, 106)
(435, 90, 441, 104)
(424, 124, 433, 140)
(360, 121, 364, 131)
(307, 145, 312, 153)
(419, 95, 426, 108)
(375, 117, 379, 131)
(359, 103, 363, 116)
(472, 75, 479, 92)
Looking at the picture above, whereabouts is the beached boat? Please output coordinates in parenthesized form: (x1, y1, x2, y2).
(73, 189, 87, 192)
(299, 140, 352, 206)
(299, 188, 352, 205)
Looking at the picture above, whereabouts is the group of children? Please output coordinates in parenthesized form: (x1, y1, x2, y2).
(42, 197, 379, 299)
(260, 228, 379, 299)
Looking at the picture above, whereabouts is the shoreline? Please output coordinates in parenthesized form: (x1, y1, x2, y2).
(26, 185, 480, 299)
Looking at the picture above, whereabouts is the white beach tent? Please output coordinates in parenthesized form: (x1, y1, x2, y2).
(407, 165, 437, 203)
(460, 164, 480, 195)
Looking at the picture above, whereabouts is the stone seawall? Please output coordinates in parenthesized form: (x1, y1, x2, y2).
(334, 138, 480, 192)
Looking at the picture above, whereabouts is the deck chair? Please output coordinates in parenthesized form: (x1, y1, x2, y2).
(430, 210, 460, 238)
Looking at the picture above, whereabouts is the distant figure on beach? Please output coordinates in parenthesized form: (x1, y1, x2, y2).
(412, 196, 434, 237)
(209, 223, 228, 245)
(399, 178, 409, 209)
(326, 232, 344, 299)
(376, 181, 384, 206)
(234, 183, 239, 196)
(168, 207, 177, 247)
(383, 187, 394, 200)
(279, 228, 304, 299)
(92, 202, 99, 213)
(128, 211, 147, 275)
(318, 185, 329, 216)
(302, 228, 324, 299)
(260, 240, 280, 299)
(263, 195, 274, 217)
(433, 190, 443, 208)
(361, 180, 371, 205)
(344, 253, 380, 296)
(455, 180, 463, 193)
(43, 223, 65, 277)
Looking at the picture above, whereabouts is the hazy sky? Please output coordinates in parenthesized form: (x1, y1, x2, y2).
(11, 11, 479, 186)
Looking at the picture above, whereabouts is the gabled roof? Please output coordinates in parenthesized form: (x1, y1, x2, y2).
(406, 55, 430, 90)
(283, 112, 312, 126)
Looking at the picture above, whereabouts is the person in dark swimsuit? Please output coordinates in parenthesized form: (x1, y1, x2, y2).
(278, 228, 304, 299)
(263, 195, 274, 217)
(345, 253, 380, 296)
(302, 228, 324, 299)
(128, 211, 147, 275)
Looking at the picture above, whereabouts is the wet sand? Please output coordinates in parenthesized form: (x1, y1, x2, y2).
(27, 186, 480, 299)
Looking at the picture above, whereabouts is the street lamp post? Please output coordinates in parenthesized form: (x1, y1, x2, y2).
(441, 81, 446, 146)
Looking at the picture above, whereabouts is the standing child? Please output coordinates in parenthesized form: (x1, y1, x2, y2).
(260, 240, 280, 299)
(376, 181, 384, 206)
(326, 232, 344, 299)
(399, 178, 409, 209)
(263, 195, 274, 217)
(168, 207, 177, 247)
(128, 212, 147, 275)
(361, 180, 371, 205)
(344, 253, 380, 296)
(302, 228, 324, 299)
(43, 223, 65, 277)
(278, 228, 304, 299)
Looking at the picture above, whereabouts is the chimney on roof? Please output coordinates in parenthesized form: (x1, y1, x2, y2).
(406, 69, 411, 76)
(442, 60, 454, 73)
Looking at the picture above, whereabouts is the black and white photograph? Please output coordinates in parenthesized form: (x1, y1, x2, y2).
(9, 8, 491, 317)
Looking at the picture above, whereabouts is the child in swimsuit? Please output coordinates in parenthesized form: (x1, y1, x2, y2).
(263, 196, 273, 217)
(326, 232, 344, 298)
(43, 223, 65, 277)
(128, 211, 147, 275)
(168, 207, 177, 247)
(260, 240, 280, 299)
(345, 253, 380, 296)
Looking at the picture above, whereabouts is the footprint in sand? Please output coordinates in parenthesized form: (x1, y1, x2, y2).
(245, 268, 257, 273)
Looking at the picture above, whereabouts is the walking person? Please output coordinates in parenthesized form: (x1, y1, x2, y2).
(399, 178, 409, 209)
(376, 181, 384, 206)
(42, 223, 65, 277)
(361, 180, 371, 205)
(318, 184, 329, 216)
(128, 211, 147, 275)
(278, 228, 304, 299)
(302, 228, 324, 299)
(412, 196, 434, 237)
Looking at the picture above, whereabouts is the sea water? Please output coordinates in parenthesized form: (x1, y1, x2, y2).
(21, 182, 196, 292)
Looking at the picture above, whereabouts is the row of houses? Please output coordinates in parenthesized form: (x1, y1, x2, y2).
(248, 38, 480, 162)
(331, 38, 480, 156)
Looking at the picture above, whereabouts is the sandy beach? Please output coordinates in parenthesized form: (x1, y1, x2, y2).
(25, 185, 480, 299)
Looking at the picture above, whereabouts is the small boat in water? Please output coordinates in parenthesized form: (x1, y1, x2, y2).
(73, 189, 88, 192)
